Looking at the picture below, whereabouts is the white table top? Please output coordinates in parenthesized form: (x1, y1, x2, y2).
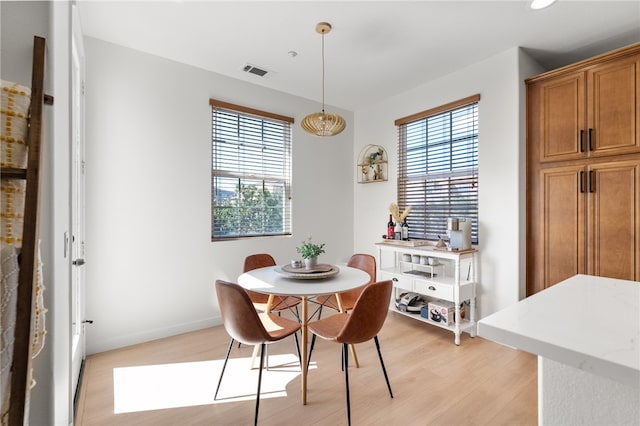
(237, 265, 370, 296)
(478, 274, 640, 387)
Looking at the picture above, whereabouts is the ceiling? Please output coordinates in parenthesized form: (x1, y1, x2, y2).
(78, 1, 640, 111)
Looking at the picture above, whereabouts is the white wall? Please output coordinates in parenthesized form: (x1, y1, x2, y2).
(83, 37, 355, 354)
(353, 47, 545, 318)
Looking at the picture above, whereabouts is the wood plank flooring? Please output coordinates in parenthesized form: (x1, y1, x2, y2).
(75, 311, 537, 425)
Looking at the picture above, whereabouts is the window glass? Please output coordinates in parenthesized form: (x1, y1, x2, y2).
(397, 96, 479, 243)
(211, 100, 292, 240)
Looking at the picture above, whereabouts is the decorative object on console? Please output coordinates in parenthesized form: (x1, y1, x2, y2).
(447, 217, 472, 250)
(301, 22, 346, 137)
(389, 203, 411, 240)
(386, 214, 395, 239)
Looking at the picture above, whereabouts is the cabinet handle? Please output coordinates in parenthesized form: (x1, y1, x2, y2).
(589, 170, 594, 193)
(579, 129, 584, 152)
(588, 128, 593, 151)
(579, 171, 585, 193)
(392, 277, 398, 282)
(428, 285, 436, 291)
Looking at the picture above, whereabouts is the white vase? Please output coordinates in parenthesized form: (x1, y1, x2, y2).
(394, 223, 402, 240)
(305, 257, 318, 270)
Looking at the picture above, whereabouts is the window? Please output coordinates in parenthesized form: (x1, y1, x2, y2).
(210, 99, 293, 240)
(395, 94, 479, 243)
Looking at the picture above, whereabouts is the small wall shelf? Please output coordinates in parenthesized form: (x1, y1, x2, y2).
(357, 144, 388, 183)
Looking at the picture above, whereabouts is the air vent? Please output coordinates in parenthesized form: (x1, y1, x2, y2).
(242, 63, 269, 77)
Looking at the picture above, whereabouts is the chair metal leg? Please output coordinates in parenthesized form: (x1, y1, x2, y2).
(307, 305, 323, 369)
(255, 343, 266, 426)
(343, 343, 351, 426)
(215, 338, 235, 400)
(374, 336, 393, 398)
(294, 331, 301, 362)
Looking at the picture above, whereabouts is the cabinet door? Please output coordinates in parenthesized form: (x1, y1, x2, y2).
(538, 72, 586, 162)
(587, 55, 640, 157)
(587, 160, 640, 280)
(540, 166, 586, 288)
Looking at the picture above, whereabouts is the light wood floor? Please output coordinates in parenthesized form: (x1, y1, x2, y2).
(75, 311, 537, 425)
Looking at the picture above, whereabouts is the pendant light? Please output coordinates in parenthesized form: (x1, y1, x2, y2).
(301, 22, 346, 137)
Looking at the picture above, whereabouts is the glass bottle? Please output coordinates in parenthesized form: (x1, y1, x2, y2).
(387, 214, 395, 239)
(402, 219, 409, 240)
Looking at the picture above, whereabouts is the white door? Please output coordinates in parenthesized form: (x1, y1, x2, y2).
(71, 4, 87, 406)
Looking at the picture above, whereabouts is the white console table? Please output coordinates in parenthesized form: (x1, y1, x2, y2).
(376, 241, 477, 345)
(478, 274, 640, 425)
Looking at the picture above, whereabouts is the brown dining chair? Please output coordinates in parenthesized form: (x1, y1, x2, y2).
(308, 253, 376, 367)
(243, 253, 301, 314)
(243, 253, 301, 366)
(307, 280, 394, 426)
(314, 253, 376, 311)
(214, 279, 301, 426)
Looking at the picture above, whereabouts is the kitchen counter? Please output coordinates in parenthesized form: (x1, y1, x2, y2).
(478, 274, 639, 425)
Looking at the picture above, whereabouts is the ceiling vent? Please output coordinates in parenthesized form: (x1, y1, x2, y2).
(242, 63, 271, 78)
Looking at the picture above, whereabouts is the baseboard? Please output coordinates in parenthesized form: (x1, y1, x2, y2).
(87, 316, 223, 355)
(73, 359, 86, 420)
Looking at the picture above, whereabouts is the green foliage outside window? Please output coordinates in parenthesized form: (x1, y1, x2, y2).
(213, 183, 284, 237)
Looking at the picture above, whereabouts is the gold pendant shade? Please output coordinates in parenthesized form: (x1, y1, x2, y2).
(302, 22, 346, 137)
(301, 111, 346, 136)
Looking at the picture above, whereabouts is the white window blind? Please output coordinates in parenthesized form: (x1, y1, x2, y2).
(210, 99, 293, 240)
(395, 95, 479, 243)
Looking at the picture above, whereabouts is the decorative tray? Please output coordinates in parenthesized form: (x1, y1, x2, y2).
(378, 239, 430, 247)
(433, 247, 476, 254)
(276, 264, 340, 280)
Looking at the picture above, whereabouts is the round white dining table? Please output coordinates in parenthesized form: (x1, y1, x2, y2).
(237, 264, 370, 405)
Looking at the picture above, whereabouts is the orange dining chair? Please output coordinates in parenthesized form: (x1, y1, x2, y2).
(307, 280, 394, 426)
(214, 279, 301, 426)
(243, 253, 301, 315)
(308, 253, 376, 367)
(314, 253, 376, 311)
(242, 254, 302, 362)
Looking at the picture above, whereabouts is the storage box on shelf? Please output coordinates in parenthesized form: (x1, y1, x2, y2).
(376, 241, 478, 345)
(424, 300, 465, 325)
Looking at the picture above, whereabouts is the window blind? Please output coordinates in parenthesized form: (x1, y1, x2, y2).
(396, 95, 479, 243)
(210, 99, 293, 240)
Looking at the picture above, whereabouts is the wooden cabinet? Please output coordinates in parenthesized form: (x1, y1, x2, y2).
(538, 165, 586, 288)
(527, 43, 640, 295)
(538, 161, 639, 289)
(587, 161, 640, 279)
(538, 53, 640, 163)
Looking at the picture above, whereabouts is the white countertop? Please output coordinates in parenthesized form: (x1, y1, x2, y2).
(478, 274, 639, 387)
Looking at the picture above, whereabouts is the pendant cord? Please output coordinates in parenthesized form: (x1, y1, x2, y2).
(321, 29, 326, 113)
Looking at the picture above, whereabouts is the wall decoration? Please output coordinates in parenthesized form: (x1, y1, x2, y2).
(357, 144, 388, 183)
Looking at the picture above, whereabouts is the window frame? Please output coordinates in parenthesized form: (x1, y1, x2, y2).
(395, 94, 480, 244)
(210, 99, 294, 241)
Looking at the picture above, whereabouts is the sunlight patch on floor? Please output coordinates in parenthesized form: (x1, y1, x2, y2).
(113, 353, 312, 413)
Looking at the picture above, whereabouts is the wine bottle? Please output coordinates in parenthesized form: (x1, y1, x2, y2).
(387, 214, 395, 239)
(402, 219, 409, 240)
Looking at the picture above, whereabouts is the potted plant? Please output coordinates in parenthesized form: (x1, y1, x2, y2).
(368, 147, 384, 169)
(296, 237, 326, 269)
